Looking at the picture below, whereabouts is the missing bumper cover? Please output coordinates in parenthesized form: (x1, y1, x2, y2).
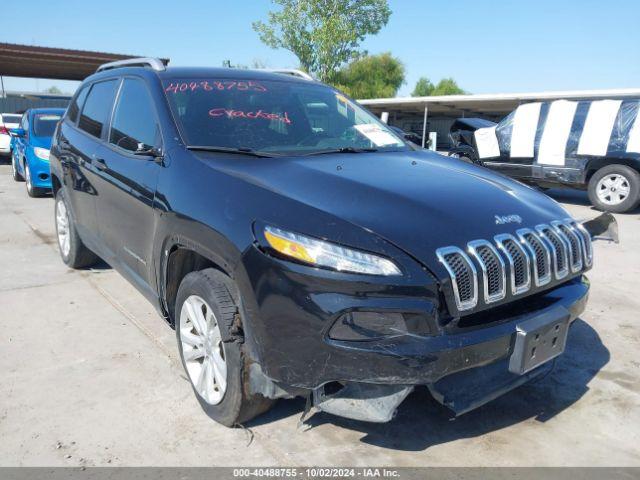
(313, 382, 414, 423)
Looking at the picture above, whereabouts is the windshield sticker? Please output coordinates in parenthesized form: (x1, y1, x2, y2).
(165, 80, 267, 94)
(209, 108, 292, 124)
(354, 124, 400, 146)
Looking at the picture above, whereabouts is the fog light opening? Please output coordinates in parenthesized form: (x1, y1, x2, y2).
(328, 311, 408, 341)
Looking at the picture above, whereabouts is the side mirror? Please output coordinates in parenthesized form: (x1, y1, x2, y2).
(9, 128, 26, 138)
(133, 145, 163, 160)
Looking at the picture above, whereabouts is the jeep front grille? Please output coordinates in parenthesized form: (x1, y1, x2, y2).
(437, 220, 590, 313)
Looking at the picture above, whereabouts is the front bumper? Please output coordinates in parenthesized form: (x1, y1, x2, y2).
(241, 246, 589, 390)
(26, 155, 52, 189)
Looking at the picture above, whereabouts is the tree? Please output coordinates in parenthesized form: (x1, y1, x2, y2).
(253, 0, 392, 83)
(411, 77, 434, 96)
(431, 77, 466, 96)
(411, 76, 466, 96)
(44, 86, 62, 94)
(333, 53, 405, 99)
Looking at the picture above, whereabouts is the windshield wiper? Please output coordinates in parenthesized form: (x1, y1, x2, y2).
(302, 147, 379, 157)
(187, 145, 278, 158)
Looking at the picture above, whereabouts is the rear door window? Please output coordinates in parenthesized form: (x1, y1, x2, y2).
(109, 79, 160, 152)
(78, 80, 118, 139)
(67, 86, 89, 124)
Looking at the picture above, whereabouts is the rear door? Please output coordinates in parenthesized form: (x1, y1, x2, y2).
(58, 79, 119, 245)
(93, 77, 162, 291)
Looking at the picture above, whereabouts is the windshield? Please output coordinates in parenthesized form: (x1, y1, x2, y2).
(33, 113, 62, 137)
(163, 78, 408, 155)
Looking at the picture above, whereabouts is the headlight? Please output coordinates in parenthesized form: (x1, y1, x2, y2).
(34, 147, 50, 161)
(264, 226, 401, 276)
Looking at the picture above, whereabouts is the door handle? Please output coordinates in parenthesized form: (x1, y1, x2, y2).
(93, 156, 107, 171)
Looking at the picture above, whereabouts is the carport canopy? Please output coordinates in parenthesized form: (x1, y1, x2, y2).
(0, 43, 169, 81)
(360, 88, 640, 118)
(359, 88, 640, 148)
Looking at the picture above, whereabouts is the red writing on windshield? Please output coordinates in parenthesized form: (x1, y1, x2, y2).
(165, 80, 267, 94)
(209, 108, 292, 124)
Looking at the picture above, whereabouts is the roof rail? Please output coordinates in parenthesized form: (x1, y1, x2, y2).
(264, 69, 315, 81)
(96, 57, 167, 73)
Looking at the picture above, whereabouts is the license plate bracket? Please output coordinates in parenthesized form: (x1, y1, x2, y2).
(508, 306, 570, 375)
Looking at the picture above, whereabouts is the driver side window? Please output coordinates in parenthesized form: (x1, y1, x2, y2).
(109, 78, 160, 153)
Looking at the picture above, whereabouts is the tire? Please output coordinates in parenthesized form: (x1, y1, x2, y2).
(54, 187, 100, 268)
(175, 269, 274, 427)
(24, 161, 47, 198)
(11, 153, 23, 181)
(588, 165, 640, 213)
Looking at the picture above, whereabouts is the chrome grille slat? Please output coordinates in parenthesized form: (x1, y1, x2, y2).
(436, 247, 478, 311)
(553, 220, 583, 273)
(495, 233, 531, 295)
(536, 224, 569, 280)
(517, 228, 552, 287)
(468, 240, 506, 303)
(569, 219, 593, 269)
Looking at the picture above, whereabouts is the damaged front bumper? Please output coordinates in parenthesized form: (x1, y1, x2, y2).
(240, 245, 589, 423)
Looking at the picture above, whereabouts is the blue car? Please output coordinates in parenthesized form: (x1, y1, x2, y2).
(11, 108, 65, 197)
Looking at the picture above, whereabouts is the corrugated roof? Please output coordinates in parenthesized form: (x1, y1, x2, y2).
(0, 43, 169, 81)
(360, 88, 640, 116)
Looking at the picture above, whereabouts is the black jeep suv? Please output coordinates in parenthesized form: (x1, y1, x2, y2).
(50, 58, 594, 426)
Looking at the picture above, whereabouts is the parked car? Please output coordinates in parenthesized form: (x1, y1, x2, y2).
(51, 58, 600, 427)
(447, 117, 497, 163)
(389, 125, 424, 147)
(448, 99, 640, 213)
(0, 113, 22, 157)
(10, 108, 65, 197)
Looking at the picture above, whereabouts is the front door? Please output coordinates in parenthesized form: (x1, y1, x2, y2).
(93, 77, 163, 292)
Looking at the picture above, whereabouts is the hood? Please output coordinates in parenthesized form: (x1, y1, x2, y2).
(202, 150, 570, 268)
(30, 136, 53, 149)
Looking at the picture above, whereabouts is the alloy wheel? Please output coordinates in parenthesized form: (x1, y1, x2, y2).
(596, 173, 630, 205)
(179, 295, 228, 405)
(55, 198, 71, 257)
(25, 163, 32, 193)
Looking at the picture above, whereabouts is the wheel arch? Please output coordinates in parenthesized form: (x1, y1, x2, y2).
(585, 158, 640, 183)
(51, 173, 62, 195)
(160, 237, 236, 326)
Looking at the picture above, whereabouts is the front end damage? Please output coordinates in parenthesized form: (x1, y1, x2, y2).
(239, 214, 615, 423)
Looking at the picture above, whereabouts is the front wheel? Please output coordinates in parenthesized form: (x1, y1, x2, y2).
(588, 165, 640, 213)
(54, 188, 99, 268)
(175, 269, 273, 427)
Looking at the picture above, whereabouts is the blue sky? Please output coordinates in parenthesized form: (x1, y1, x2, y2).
(2, 0, 639, 97)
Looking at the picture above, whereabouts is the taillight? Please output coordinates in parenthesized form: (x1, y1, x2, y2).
(0, 126, 8, 135)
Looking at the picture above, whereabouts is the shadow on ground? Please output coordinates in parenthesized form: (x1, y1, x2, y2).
(255, 318, 609, 451)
